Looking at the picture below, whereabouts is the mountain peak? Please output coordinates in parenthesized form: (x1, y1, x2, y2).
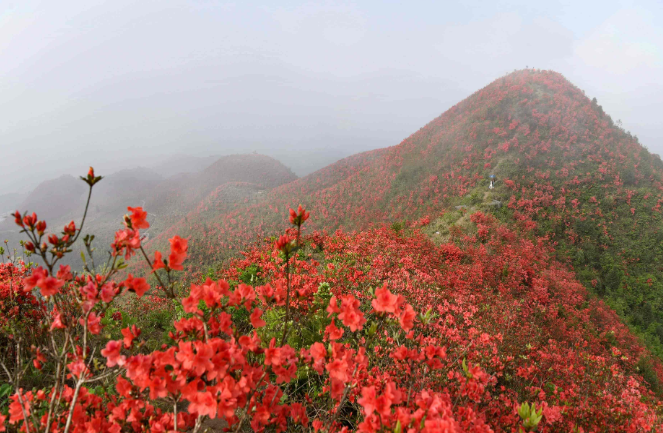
(201, 153, 297, 189)
(144, 72, 663, 366)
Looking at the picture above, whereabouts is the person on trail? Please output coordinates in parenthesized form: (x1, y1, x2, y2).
(489, 174, 496, 189)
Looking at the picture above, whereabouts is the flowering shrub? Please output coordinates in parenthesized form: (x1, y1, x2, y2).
(1, 168, 662, 432)
(0, 260, 44, 384)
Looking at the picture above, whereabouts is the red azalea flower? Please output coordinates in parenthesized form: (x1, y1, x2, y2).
(337, 294, 366, 332)
(372, 284, 399, 313)
(250, 308, 266, 328)
(127, 206, 150, 229)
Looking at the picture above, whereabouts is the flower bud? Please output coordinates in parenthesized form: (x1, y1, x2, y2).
(64, 221, 76, 236)
(274, 234, 295, 254)
(81, 166, 103, 186)
(14, 211, 23, 227)
(36, 220, 47, 235)
(288, 204, 310, 226)
(23, 212, 37, 229)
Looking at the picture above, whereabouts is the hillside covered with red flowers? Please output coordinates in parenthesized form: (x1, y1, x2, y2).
(3, 69, 663, 432)
(149, 69, 663, 359)
(2, 199, 663, 432)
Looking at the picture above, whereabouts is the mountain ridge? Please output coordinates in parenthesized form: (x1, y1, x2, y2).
(145, 69, 663, 360)
(2, 153, 298, 268)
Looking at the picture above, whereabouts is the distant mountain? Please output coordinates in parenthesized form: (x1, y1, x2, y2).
(89, 167, 165, 210)
(143, 153, 297, 226)
(146, 154, 218, 178)
(18, 175, 88, 222)
(4, 154, 297, 267)
(148, 70, 663, 360)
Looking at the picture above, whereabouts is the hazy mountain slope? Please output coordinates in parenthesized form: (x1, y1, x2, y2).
(147, 154, 218, 178)
(77, 154, 298, 267)
(142, 154, 297, 232)
(6, 154, 297, 268)
(149, 69, 663, 358)
(16, 175, 88, 222)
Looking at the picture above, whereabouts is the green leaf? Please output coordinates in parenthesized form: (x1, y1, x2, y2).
(368, 321, 377, 337)
(0, 383, 12, 401)
(462, 358, 472, 378)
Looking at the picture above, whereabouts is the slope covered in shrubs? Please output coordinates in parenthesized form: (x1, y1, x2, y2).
(150, 69, 663, 359)
(2, 193, 663, 432)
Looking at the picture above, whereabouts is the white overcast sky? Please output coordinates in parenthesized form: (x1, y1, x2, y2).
(0, 0, 662, 194)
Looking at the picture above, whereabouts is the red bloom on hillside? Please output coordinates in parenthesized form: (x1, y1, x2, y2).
(289, 204, 310, 226)
(309, 342, 327, 373)
(63, 221, 76, 236)
(121, 325, 140, 348)
(325, 319, 344, 341)
(124, 274, 150, 297)
(67, 357, 87, 378)
(337, 294, 366, 332)
(398, 304, 416, 332)
(21, 212, 37, 229)
(79, 312, 102, 335)
(250, 308, 266, 328)
(23, 267, 64, 297)
(56, 265, 72, 281)
(127, 206, 150, 229)
(13, 210, 22, 227)
(100, 283, 116, 303)
(326, 296, 340, 316)
(50, 310, 65, 330)
(274, 234, 293, 252)
(371, 284, 399, 313)
(112, 228, 141, 259)
(265, 338, 286, 367)
(152, 250, 165, 270)
(168, 235, 188, 270)
(358, 386, 377, 416)
(35, 220, 46, 235)
(32, 349, 46, 370)
(8, 393, 31, 425)
(101, 340, 125, 367)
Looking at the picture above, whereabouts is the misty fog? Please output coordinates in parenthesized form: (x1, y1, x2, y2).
(1, 0, 661, 198)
